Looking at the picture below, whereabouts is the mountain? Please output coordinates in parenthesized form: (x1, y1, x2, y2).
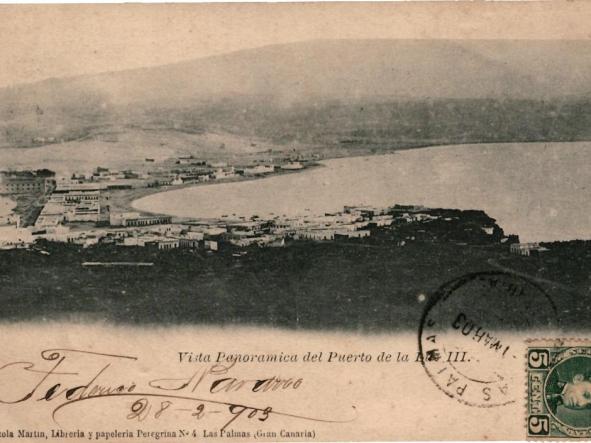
(2, 39, 591, 150)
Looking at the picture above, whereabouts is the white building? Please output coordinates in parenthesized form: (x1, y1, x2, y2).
(149, 239, 180, 250)
(281, 162, 304, 170)
(510, 242, 549, 256)
(213, 168, 236, 180)
(243, 165, 274, 176)
(41, 225, 74, 243)
(204, 240, 219, 251)
(0, 225, 34, 249)
(109, 212, 172, 227)
(296, 229, 336, 241)
(0, 213, 21, 227)
(172, 176, 184, 186)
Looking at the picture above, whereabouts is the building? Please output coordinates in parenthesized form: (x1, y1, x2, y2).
(273, 218, 308, 230)
(242, 165, 275, 176)
(0, 225, 34, 249)
(0, 170, 56, 195)
(176, 157, 193, 165)
(280, 161, 304, 170)
(296, 229, 336, 241)
(41, 226, 76, 243)
(35, 213, 64, 228)
(122, 236, 150, 247)
(179, 237, 200, 249)
(146, 239, 180, 250)
(171, 176, 184, 186)
(204, 240, 219, 251)
(147, 177, 173, 187)
(106, 183, 134, 191)
(344, 205, 390, 217)
(370, 215, 394, 227)
(38, 185, 104, 225)
(229, 237, 261, 247)
(0, 213, 20, 227)
(198, 226, 227, 237)
(510, 242, 549, 256)
(35, 200, 67, 228)
(110, 212, 172, 227)
(65, 202, 101, 223)
(213, 168, 236, 180)
(208, 161, 227, 168)
(54, 181, 104, 193)
(183, 231, 204, 241)
(62, 190, 101, 204)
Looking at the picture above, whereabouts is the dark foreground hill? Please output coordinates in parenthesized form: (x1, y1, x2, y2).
(0, 208, 588, 330)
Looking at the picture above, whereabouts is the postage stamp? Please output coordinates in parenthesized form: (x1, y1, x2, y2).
(527, 342, 591, 439)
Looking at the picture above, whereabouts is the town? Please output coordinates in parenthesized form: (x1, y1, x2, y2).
(0, 154, 313, 251)
(1, 158, 589, 330)
(0, 153, 549, 256)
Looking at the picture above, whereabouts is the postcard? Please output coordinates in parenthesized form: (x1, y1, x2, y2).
(0, 2, 590, 441)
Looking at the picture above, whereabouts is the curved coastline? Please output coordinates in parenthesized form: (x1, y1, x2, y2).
(129, 141, 591, 243)
(109, 163, 323, 218)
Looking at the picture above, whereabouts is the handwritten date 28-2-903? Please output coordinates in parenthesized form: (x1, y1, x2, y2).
(0, 348, 356, 432)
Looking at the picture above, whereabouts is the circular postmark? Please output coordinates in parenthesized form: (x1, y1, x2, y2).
(418, 271, 558, 408)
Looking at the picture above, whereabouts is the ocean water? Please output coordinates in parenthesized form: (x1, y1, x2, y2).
(132, 142, 591, 242)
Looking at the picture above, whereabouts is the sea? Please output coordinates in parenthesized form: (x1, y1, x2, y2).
(132, 142, 591, 243)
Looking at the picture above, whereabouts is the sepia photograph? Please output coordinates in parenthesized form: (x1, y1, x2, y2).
(0, 2, 590, 441)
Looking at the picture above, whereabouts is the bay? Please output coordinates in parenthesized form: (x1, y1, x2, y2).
(133, 142, 591, 242)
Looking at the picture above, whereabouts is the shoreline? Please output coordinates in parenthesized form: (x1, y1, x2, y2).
(120, 139, 591, 219)
(109, 162, 324, 219)
(114, 140, 591, 242)
(6, 139, 591, 235)
(120, 139, 577, 218)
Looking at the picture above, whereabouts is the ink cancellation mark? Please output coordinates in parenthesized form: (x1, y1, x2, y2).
(418, 271, 558, 408)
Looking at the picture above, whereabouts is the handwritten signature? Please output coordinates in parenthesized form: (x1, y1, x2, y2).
(0, 348, 356, 431)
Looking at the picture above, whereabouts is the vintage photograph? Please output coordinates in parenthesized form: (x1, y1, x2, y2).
(1, 5, 589, 330)
(0, 3, 590, 440)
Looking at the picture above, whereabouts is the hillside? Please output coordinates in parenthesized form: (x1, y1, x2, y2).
(2, 39, 591, 152)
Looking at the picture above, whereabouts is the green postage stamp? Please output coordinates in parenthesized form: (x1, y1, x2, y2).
(527, 343, 591, 439)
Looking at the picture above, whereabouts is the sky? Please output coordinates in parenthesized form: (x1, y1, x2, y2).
(0, 2, 590, 88)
